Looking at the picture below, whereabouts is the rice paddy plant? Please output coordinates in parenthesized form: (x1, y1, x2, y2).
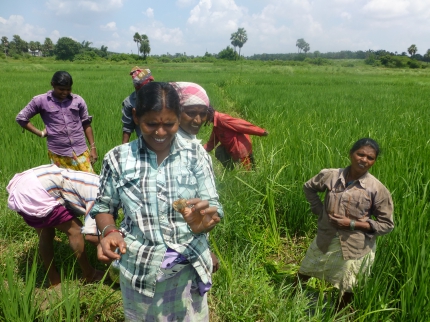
(1, 60, 429, 320)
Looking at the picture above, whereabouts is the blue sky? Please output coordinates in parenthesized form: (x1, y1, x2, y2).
(1, 0, 429, 56)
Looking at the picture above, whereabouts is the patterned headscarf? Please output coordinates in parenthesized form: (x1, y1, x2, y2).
(172, 82, 210, 108)
(130, 66, 154, 90)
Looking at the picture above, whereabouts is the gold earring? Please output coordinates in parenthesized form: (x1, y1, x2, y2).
(155, 131, 158, 135)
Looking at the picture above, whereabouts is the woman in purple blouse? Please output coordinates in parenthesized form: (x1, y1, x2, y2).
(16, 71, 97, 173)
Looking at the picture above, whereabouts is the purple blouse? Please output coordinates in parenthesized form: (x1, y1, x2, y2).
(16, 90, 92, 157)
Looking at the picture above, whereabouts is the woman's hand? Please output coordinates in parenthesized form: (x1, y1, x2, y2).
(211, 252, 220, 273)
(89, 148, 98, 164)
(328, 213, 351, 229)
(178, 198, 221, 234)
(97, 232, 127, 264)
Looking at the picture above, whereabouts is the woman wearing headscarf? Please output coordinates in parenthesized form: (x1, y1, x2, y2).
(121, 66, 154, 143)
(203, 107, 268, 170)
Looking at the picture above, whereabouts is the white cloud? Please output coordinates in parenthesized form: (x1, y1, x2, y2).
(145, 8, 154, 18)
(129, 23, 184, 46)
(362, 0, 410, 19)
(0, 15, 46, 42)
(341, 12, 352, 20)
(176, 0, 196, 8)
(46, 0, 124, 15)
(187, 0, 244, 30)
(50, 30, 61, 42)
(112, 32, 119, 38)
(100, 21, 117, 31)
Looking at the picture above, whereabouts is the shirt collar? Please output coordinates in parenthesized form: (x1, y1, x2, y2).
(339, 166, 370, 188)
(47, 90, 73, 102)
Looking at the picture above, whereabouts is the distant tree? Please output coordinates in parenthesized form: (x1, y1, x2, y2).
(303, 43, 310, 53)
(12, 35, 28, 54)
(43, 38, 54, 56)
(100, 45, 108, 57)
(1, 36, 8, 57)
(314, 50, 320, 58)
(35, 41, 41, 53)
(55, 37, 81, 60)
(296, 38, 309, 54)
(424, 49, 430, 64)
(233, 28, 247, 58)
(29, 41, 37, 55)
(407, 44, 417, 57)
(81, 40, 93, 51)
(230, 33, 240, 53)
(133, 32, 142, 55)
(218, 46, 237, 60)
(139, 34, 150, 59)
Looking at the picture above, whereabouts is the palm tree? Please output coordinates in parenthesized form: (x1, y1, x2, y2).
(140, 34, 151, 60)
(43, 38, 54, 56)
(230, 32, 239, 53)
(29, 41, 37, 56)
(407, 44, 417, 57)
(424, 49, 430, 64)
(303, 42, 310, 54)
(133, 32, 142, 55)
(234, 27, 248, 58)
(296, 38, 307, 53)
(1, 36, 8, 57)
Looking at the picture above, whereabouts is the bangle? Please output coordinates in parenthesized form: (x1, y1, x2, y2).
(104, 229, 124, 238)
(101, 224, 117, 237)
(90, 142, 96, 147)
(91, 147, 97, 149)
(350, 220, 356, 231)
(40, 130, 45, 138)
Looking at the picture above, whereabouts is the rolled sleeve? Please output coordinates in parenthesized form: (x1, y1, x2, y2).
(194, 145, 224, 218)
(366, 189, 394, 238)
(122, 94, 136, 134)
(16, 97, 40, 124)
(303, 170, 332, 216)
(76, 98, 92, 125)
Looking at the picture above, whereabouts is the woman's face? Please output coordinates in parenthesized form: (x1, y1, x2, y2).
(349, 145, 377, 177)
(133, 107, 180, 156)
(51, 84, 71, 101)
(180, 105, 208, 135)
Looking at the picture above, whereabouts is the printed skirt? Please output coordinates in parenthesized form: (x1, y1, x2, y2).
(48, 150, 94, 173)
(120, 265, 209, 322)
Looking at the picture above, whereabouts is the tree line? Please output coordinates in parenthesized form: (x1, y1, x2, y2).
(2, 32, 429, 67)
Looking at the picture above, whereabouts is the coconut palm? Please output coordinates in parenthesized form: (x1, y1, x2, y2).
(133, 32, 142, 56)
(407, 44, 417, 57)
(1, 36, 8, 57)
(43, 38, 54, 57)
(230, 28, 248, 59)
(140, 34, 151, 60)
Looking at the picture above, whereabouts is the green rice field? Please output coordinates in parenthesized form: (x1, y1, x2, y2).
(0, 59, 429, 321)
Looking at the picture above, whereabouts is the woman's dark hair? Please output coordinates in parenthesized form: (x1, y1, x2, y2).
(51, 71, 73, 86)
(135, 82, 181, 118)
(350, 138, 380, 158)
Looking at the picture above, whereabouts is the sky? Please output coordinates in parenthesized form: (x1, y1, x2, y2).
(1, 0, 430, 57)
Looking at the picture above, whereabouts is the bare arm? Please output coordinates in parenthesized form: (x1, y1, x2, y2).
(19, 121, 46, 138)
(83, 123, 97, 164)
(122, 131, 132, 144)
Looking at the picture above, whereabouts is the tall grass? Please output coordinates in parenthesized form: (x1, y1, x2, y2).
(1, 59, 429, 320)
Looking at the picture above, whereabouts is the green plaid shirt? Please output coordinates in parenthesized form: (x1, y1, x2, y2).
(91, 135, 223, 297)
